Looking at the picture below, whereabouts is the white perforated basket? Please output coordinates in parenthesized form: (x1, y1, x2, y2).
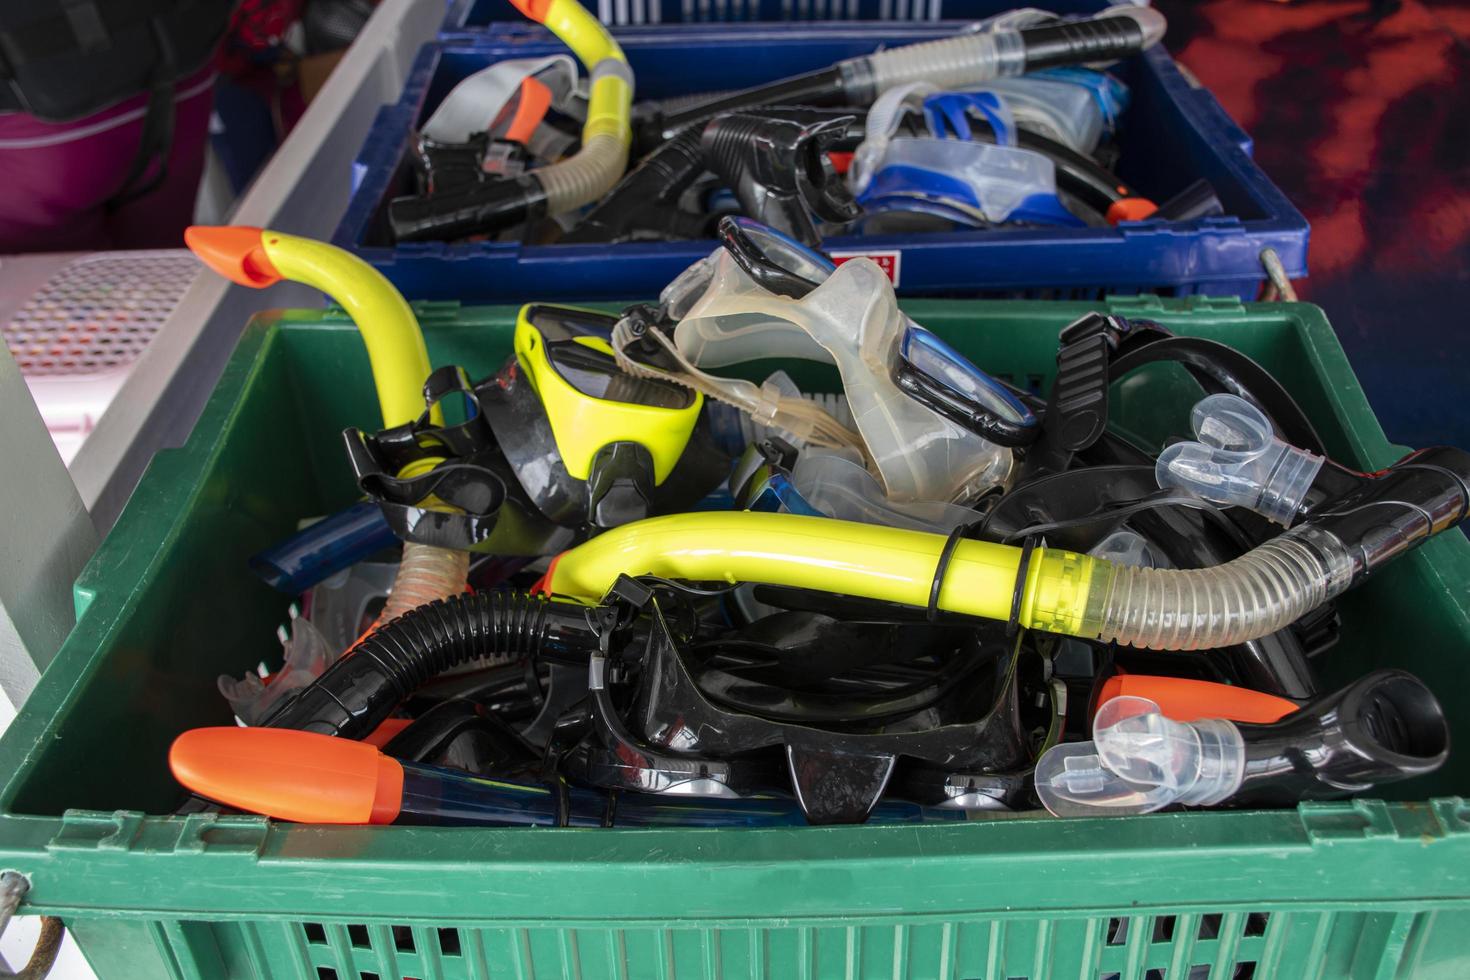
(2, 250, 198, 463)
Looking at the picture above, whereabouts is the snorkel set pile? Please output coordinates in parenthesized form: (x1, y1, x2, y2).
(163, 0, 1465, 830)
(174, 214, 1467, 827)
(386, 3, 1205, 248)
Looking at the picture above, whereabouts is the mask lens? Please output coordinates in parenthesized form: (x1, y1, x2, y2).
(719, 217, 835, 298)
(736, 218, 836, 281)
(903, 327, 1032, 425)
(546, 342, 694, 409)
(526, 304, 616, 343)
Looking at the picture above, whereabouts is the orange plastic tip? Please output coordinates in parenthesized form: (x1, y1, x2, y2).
(362, 717, 413, 748)
(1106, 197, 1159, 225)
(825, 150, 854, 175)
(184, 226, 283, 288)
(504, 76, 553, 145)
(508, 0, 553, 22)
(1097, 675, 1298, 724)
(531, 552, 562, 596)
(169, 727, 404, 824)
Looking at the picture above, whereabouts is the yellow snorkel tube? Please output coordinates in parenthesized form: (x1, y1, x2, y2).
(184, 226, 439, 432)
(508, 0, 632, 216)
(185, 226, 465, 623)
(542, 511, 1099, 637)
(388, 0, 633, 242)
(542, 495, 1470, 653)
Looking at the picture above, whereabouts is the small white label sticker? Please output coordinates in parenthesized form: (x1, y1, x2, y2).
(827, 250, 902, 287)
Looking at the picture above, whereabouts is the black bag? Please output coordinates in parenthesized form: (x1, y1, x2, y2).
(0, 0, 234, 204)
(0, 0, 231, 121)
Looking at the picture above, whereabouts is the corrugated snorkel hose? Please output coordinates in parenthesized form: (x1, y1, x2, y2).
(840, 7, 1166, 99)
(538, 486, 1467, 652)
(260, 592, 604, 739)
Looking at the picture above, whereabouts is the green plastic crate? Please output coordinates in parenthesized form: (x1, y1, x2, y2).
(3, 295, 1470, 980)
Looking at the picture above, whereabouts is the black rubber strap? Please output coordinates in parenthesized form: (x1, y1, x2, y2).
(928, 521, 983, 622)
(522, 657, 546, 711)
(389, 173, 547, 243)
(1007, 536, 1041, 637)
(552, 776, 571, 828)
(104, 18, 176, 211)
(1108, 335, 1326, 454)
(1021, 313, 1119, 479)
(602, 789, 618, 828)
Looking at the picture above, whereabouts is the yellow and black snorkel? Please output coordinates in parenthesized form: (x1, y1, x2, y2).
(389, 0, 634, 242)
(483, 305, 722, 529)
(184, 226, 476, 621)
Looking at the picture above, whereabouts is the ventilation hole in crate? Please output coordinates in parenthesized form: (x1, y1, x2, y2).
(439, 928, 462, 956)
(316, 970, 337, 980)
(1189, 966, 1211, 980)
(304, 923, 327, 945)
(1198, 914, 1223, 940)
(1243, 913, 1269, 937)
(1234, 963, 1257, 980)
(392, 926, 415, 953)
(348, 925, 371, 949)
(1098, 973, 1121, 980)
(1144, 970, 1165, 980)
(1152, 916, 1176, 943)
(360, 973, 380, 980)
(1106, 917, 1129, 945)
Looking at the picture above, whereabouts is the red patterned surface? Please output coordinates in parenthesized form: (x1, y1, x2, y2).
(1156, 0, 1470, 447)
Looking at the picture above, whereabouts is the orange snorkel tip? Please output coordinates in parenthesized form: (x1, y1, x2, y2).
(507, 0, 554, 21)
(170, 727, 404, 824)
(184, 226, 284, 289)
(1094, 675, 1298, 724)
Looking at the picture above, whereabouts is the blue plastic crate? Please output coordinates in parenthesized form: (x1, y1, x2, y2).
(333, 17, 1308, 303)
(445, 0, 1014, 32)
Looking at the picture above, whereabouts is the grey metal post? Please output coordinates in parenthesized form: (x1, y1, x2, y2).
(0, 343, 97, 708)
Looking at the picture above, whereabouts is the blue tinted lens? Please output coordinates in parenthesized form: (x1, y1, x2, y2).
(731, 217, 836, 281)
(902, 327, 1036, 426)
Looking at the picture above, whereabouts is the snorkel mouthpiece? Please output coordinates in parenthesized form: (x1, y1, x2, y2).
(1036, 669, 1448, 817)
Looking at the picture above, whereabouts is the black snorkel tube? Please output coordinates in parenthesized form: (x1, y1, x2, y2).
(632, 6, 1167, 151)
(1231, 670, 1449, 806)
(565, 108, 863, 245)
